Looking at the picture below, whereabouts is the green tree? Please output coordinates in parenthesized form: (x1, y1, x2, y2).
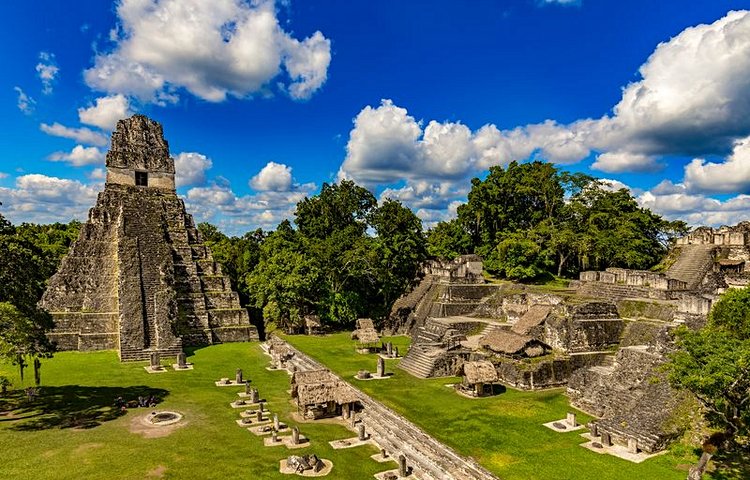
(426, 219, 472, 260)
(369, 199, 428, 318)
(0, 207, 57, 383)
(247, 221, 320, 332)
(484, 232, 548, 281)
(666, 287, 750, 479)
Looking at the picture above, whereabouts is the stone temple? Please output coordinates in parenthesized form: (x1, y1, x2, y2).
(41, 115, 258, 361)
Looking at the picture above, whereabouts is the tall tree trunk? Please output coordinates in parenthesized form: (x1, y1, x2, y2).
(17, 355, 25, 382)
(33, 358, 41, 386)
(687, 451, 713, 480)
(557, 253, 568, 277)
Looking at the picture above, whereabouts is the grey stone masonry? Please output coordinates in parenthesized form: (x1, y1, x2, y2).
(41, 115, 258, 361)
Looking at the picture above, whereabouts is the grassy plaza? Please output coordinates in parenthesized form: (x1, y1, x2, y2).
(0, 335, 707, 480)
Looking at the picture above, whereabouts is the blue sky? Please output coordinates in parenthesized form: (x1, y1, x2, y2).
(2, 0, 750, 234)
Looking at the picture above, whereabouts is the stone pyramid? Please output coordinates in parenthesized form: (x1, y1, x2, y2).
(42, 115, 258, 361)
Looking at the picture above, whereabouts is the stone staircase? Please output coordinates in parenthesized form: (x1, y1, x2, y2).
(119, 344, 184, 362)
(398, 346, 443, 378)
(667, 244, 716, 289)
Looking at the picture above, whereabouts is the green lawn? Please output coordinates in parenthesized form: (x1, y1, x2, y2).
(0, 343, 391, 479)
(283, 332, 702, 480)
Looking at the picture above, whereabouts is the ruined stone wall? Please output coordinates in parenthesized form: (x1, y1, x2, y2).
(543, 303, 623, 353)
(494, 357, 571, 390)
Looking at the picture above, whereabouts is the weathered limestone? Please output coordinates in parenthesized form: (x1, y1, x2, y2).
(398, 454, 408, 477)
(376, 357, 385, 377)
(235, 368, 243, 384)
(292, 426, 300, 445)
(41, 115, 258, 361)
(358, 423, 366, 441)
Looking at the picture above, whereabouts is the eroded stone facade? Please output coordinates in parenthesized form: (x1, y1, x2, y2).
(42, 115, 257, 360)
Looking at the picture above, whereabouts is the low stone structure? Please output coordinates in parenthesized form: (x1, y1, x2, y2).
(41, 115, 258, 361)
(351, 318, 380, 348)
(459, 360, 498, 397)
(290, 370, 360, 420)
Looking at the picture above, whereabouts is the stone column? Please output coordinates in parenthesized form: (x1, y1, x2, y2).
(627, 438, 638, 454)
(358, 423, 366, 441)
(342, 402, 351, 420)
(589, 422, 598, 437)
(387, 342, 393, 357)
(475, 383, 482, 397)
(274, 414, 280, 430)
(150, 352, 160, 369)
(566, 412, 577, 427)
(350, 411, 357, 428)
(601, 431, 612, 447)
(394, 346, 399, 358)
(250, 388, 259, 404)
(256, 410, 263, 422)
(377, 357, 385, 377)
(177, 352, 187, 368)
(272, 429, 278, 442)
(245, 382, 252, 395)
(292, 426, 300, 445)
(259, 401, 264, 412)
(235, 368, 243, 384)
(398, 454, 407, 477)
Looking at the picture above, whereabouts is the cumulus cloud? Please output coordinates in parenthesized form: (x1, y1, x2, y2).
(0, 174, 98, 224)
(78, 94, 132, 130)
(591, 151, 661, 173)
(250, 161, 294, 191)
(48, 145, 105, 167)
(36, 52, 59, 95)
(40, 122, 109, 147)
(174, 152, 213, 188)
(683, 136, 750, 194)
(13, 87, 35, 114)
(84, 0, 331, 103)
(185, 179, 317, 233)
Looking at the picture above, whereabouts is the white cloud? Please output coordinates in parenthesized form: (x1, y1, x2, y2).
(40, 122, 109, 147)
(591, 151, 661, 173)
(36, 52, 59, 95)
(174, 152, 213, 188)
(185, 179, 317, 233)
(78, 94, 132, 130)
(250, 161, 293, 191)
(0, 174, 98, 224)
(84, 0, 331, 103)
(0, 172, 8, 180)
(539, 0, 582, 6)
(48, 145, 105, 167)
(342, 10, 750, 192)
(683, 136, 750, 193)
(87, 168, 106, 181)
(13, 87, 35, 114)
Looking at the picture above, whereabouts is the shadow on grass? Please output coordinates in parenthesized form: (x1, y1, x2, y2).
(711, 448, 750, 480)
(0, 385, 169, 431)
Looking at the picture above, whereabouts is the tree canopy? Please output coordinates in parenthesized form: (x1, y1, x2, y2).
(0, 206, 60, 383)
(246, 180, 426, 332)
(427, 161, 687, 280)
(667, 288, 750, 444)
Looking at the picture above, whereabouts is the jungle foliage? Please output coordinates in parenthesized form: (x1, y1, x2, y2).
(426, 161, 688, 280)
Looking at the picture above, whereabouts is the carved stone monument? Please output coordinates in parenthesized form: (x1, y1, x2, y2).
(236, 368, 243, 384)
(398, 454, 408, 477)
(41, 115, 259, 361)
(377, 357, 385, 378)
